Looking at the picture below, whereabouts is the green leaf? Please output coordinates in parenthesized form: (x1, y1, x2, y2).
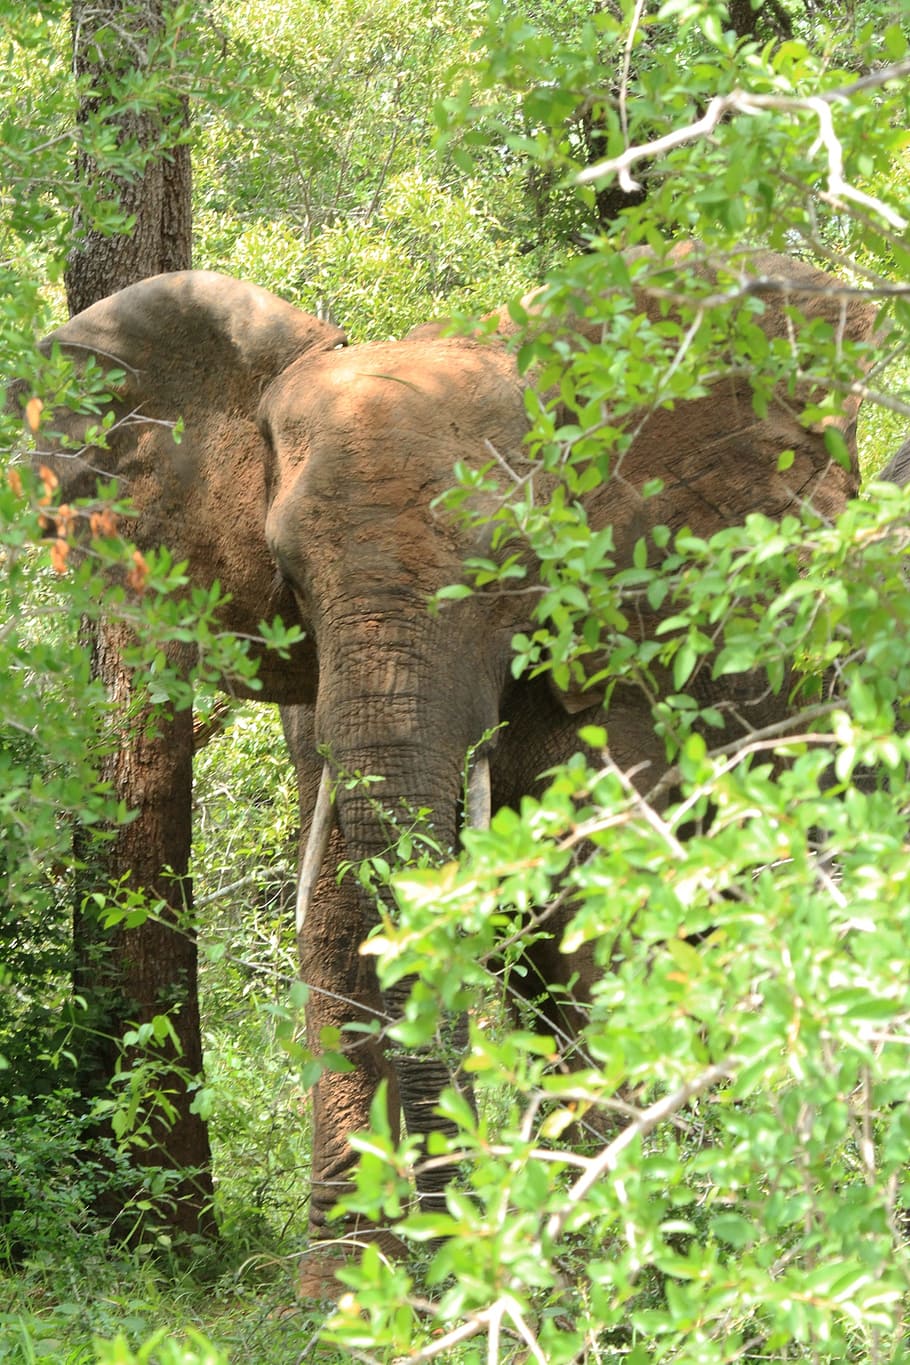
(673, 640, 698, 690)
(711, 1213, 755, 1248)
(884, 23, 908, 58)
(824, 425, 853, 471)
(436, 582, 473, 601)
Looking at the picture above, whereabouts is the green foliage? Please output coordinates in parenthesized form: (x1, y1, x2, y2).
(0, 1092, 128, 1270)
(5, 0, 910, 1358)
(328, 512, 910, 1361)
(299, 172, 535, 339)
(0, 0, 215, 313)
(92, 1329, 229, 1365)
(192, 0, 541, 333)
(0, 1, 316, 1353)
(190, 706, 318, 1245)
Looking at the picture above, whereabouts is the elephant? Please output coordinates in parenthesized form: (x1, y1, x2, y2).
(12, 249, 877, 1295)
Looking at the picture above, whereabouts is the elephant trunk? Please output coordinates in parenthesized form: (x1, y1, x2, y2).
(323, 732, 467, 1212)
(296, 753, 490, 938)
(312, 610, 500, 867)
(307, 621, 501, 1215)
(332, 743, 463, 860)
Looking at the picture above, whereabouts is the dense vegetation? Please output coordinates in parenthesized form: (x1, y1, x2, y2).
(2, 0, 910, 1360)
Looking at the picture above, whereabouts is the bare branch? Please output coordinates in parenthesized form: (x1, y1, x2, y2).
(618, 0, 647, 152)
(578, 64, 910, 232)
(544, 1060, 737, 1244)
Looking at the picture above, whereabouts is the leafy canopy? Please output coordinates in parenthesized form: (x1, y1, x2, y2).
(3, 0, 910, 1360)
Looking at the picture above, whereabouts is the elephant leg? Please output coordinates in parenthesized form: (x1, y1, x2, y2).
(385, 983, 470, 1219)
(298, 828, 407, 1292)
(493, 681, 670, 1129)
(281, 706, 405, 1297)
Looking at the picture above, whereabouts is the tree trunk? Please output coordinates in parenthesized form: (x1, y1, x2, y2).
(67, 0, 213, 1239)
(66, 0, 192, 313)
(72, 633, 214, 1238)
(727, 0, 794, 42)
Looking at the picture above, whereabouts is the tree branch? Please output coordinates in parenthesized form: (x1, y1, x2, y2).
(544, 1060, 737, 1244)
(578, 62, 910, 232)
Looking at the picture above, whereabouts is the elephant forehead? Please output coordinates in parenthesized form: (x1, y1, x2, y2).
(261, 338, 530, 594)
(267, 470, 477, 596)
(260, 338, 527, 457)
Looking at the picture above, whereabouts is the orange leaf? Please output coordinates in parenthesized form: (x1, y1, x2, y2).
(126, 548, 149, 595)
(25, 397, 44, 433)
(55, 503, 77, 535)
(89, 507, 119, 539)
(7, 468, 23, 498)
(37, 464, 59, 505)
(50, 539, 70, 573)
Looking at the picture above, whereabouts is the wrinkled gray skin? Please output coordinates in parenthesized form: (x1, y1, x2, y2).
(875, 437, 910, 487)
(16, 256, 876, 1295)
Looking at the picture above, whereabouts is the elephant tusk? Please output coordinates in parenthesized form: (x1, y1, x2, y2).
(296, 763, 335, 938)
(465, 755, 492, 831)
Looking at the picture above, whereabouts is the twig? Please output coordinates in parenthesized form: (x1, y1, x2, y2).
(194, 871, 270, 908)
(482, 437, 529, 487)
(400, 1308, 495, 1362)
(398, 1294, 547, 1365)
(618, 0, 647, 153)
(840, 380, 910, 421)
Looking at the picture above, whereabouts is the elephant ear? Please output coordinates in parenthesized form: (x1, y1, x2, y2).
(23, 271, 343, 650)
(538, 249, 878, 717)
(33, 270, 344, 497)
(45, 268, 344, 391)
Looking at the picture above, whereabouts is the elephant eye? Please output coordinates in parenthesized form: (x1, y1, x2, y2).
(256, 410, 274, 448)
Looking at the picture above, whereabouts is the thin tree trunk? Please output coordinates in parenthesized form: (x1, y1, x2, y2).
(66, 0, 192, 312)
(72, 635, 214, 1238)
(67, 0, 213, 1239)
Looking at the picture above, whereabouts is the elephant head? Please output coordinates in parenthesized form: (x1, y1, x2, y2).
(271, 250, 848, 882)
(12, 270, 346, 702)
(260, 335, 536, 867)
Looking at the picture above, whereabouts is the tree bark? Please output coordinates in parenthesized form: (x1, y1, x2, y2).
(727, 0, 794, 42)
(67, 0, 213, 1239)
(66, 0, 192, 312)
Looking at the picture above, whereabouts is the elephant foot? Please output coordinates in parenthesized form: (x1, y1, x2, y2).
(298, 1226, 408, 1300)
